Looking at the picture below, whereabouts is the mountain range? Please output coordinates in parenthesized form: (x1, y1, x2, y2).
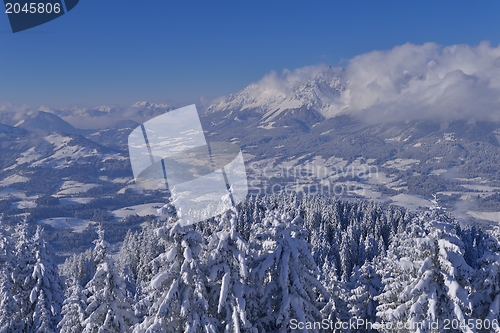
(1, 66, 500, 231)
(206, 66, 346, 127)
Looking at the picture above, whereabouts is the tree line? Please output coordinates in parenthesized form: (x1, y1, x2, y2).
(0, 194, 498, 332)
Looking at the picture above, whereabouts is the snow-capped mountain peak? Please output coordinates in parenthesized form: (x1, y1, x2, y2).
(132, 101, 170, 109)
(206, 66, 347, 126)
(94, 105, 114, 112)
(14, 111, 82, 135)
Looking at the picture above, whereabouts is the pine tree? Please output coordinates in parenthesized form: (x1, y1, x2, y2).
(249, 209, 328, 332)
(133, 220, 218, 333)
(375, 204, 476, 333)
(205, 209, 254, 333)
(320, 255, 351, 331)
(0, 221, 17, 332)
(471, 226, 500, 332)
(82, 225, 136, 332)
(58, 278, 87, 333)
(135, 223, 165, 295)
(0, 273, 19, 332)
(339, 231, 353, 282)
(0, 223, 22, 332)
(30, 226, 64, 333)
(0, 221, 24, 332)
(10, 219, 33, 331)
(0, 218, 9, 266)
(7, 221, 64, 332)
(347, 263, 381, 332)
(60, 248, 95, 289)
(118, 230, 140, 279)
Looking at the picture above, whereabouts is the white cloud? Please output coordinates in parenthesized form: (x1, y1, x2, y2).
(224, 41, 500, 123)
(342, 41, 500, 122)
(0, 103, 33, 125)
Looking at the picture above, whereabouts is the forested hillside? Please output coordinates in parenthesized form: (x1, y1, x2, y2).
(1, 195, 498, 332)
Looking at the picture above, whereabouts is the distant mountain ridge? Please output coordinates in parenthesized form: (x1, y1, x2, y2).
(0, 122, 25, 136)
(39, 101, 174, 129)
(87, 119, 140, 152)
(15, 111, 84, 135)
(0, 101, 175, 131)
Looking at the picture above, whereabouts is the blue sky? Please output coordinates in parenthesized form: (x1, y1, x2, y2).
(1, 0, 499, 109)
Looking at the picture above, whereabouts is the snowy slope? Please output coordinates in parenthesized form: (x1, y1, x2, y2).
(0, 123, 25, 136)
(5, 132, 122, 171)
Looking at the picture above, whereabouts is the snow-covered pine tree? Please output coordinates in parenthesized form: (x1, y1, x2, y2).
(461, 225, 485, 270)
(0, 271, 19, 332)
(251, 197, 264, 227)
(82, 225, 136, 332)
(60, 248, 95, 289)
(58, 277, 87, 333)
(347, 262, 382, 332)
(122, 265, 138, 302)
(10, 219, 33, 331)
(8, 221, 63, 332)
(249, 208, 328, 333)
(204, 208, 254, 333)
(470, 225, 500, 332)
(339, 230, 354, 282)
(320, 254, 351, 331)
(310, 210, 333, 274)
(375, 203, 476, 333)
(133, 220, 218, 333)
(117, 230, 142, 301)
(0, 221, 20, 332)
(134, 222, 166, 295)
(29, 226, 64, 332)
(363, 235, 379, 263)
(0, 218, 9, 266)
(118, 229, 141, 279)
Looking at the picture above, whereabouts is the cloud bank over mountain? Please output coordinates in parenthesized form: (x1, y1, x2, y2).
(249, 64, 333, 97)
(344, 41, 500, 122)
(212, 41, 500, 123)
